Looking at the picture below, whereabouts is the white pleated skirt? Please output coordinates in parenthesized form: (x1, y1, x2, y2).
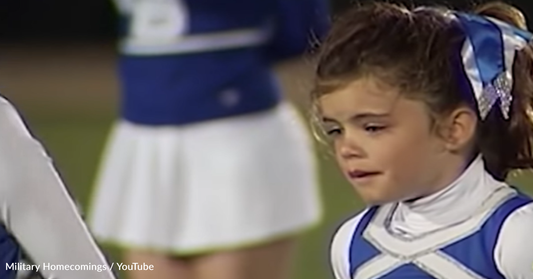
(87, 102, 322, 255)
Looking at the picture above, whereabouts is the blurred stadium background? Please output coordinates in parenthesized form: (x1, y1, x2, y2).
(1, 0, 533, 278)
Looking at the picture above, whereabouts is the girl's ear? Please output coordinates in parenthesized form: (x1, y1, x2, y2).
(437, 106, 478, 153)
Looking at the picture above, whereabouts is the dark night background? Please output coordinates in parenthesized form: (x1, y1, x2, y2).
(0, 0, 530, 42)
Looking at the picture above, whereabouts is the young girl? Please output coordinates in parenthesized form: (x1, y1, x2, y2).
(0, 96, 116, 279)
(313, 2, 533, 279)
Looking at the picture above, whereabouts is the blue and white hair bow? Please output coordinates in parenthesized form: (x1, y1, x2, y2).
(452, 12, 533, 120)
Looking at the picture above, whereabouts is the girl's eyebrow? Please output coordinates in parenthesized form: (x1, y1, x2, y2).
(322, 112, 391, 123)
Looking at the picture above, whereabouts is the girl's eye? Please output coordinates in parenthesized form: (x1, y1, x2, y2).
(364, 124, 386, 133)
(326, 128, 342, 136)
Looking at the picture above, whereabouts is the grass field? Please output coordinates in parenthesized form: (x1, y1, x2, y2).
(2, 44, 532, 279)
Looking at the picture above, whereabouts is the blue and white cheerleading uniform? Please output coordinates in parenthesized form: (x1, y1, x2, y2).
(87, 0, 329, 254)
(330, 157, 533, 279)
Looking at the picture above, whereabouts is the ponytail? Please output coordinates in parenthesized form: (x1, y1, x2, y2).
(474, 2, 533, 180)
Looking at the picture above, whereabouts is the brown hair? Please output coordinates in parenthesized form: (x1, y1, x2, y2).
(312, 1, 533, 181)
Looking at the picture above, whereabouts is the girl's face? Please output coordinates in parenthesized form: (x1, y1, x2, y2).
(318, 77, 457, 205)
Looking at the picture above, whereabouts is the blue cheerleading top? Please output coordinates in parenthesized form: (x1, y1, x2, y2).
(113, 0, 330, 125)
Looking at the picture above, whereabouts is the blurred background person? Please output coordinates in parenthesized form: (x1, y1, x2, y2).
(86, 0, 330, 279)
(0, 97, 116, 279)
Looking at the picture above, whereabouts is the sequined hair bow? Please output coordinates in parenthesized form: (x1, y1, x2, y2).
(452, 12, 533, 120)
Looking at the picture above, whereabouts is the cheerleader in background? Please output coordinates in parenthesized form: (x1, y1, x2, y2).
(88, 0, 329, 278)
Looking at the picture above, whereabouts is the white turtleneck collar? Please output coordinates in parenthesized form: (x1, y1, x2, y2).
(390, 155, 507, 237)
